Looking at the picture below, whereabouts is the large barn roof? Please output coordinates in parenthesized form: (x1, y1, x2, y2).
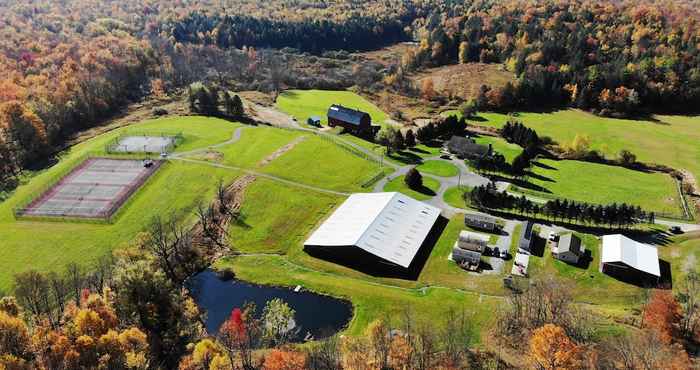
(304, 192, 441, 268)
(327, 104, 369, 126)
(601, 234, 660, 277)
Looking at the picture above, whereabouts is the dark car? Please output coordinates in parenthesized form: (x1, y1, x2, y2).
(670, 226, 683, 234)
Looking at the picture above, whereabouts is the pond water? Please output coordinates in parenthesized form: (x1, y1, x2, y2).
(187, 269, 353, 341)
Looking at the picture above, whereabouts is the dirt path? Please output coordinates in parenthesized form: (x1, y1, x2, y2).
(171, 127, 244, 159)
(258, 136, 307, 166)
(246, 101, 299, 128)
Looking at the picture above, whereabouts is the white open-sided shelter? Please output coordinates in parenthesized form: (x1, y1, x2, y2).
(600, 234, 660, 279)
(304, 192, 442, 268)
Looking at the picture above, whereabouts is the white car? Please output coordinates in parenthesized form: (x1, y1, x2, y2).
(548, 231, 558, 241)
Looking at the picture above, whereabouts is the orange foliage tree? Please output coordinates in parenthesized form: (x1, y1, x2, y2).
(528, 324, 582, 370)
(263, 349, 306, 370)
(642, 289, 682, 343)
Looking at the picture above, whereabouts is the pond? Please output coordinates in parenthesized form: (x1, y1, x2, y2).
(187, 269, 353, 341)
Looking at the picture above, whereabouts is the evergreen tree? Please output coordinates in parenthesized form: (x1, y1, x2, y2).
(404, 168, 423, 190)
(404, 129, 416, 148)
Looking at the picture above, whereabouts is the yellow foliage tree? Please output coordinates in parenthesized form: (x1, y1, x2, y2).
(0, 310, 31, 361)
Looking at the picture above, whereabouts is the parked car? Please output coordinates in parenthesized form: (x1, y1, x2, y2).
(548, 231, 558, 241)
(500, 249, 508, 259)
(670, 226, 683, 234)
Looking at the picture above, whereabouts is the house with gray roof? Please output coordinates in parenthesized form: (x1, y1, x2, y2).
(552, 233, 583, 264)
(447, 136, 492, 159)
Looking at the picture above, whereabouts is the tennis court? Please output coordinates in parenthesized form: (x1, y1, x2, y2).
(18, 158, 162, 220)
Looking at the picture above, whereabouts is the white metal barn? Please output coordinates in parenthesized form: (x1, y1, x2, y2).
(304, 192, 442, 268)
(600, 234, 660, 281)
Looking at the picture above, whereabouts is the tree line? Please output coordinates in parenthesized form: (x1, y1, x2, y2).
(413, 0, 700, 116)
(468, 182, 655, 228)
(163, 12, 411, 54)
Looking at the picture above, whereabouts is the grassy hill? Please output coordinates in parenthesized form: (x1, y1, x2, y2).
(515, 159, 681, 217)
(471, 109, 700, 183)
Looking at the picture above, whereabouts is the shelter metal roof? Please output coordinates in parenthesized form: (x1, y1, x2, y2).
(304, 192, 441, 268)
(601, 234, 660, 277)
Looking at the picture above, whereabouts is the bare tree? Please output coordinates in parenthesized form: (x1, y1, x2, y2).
(14, 270, 55, 326)
(145, 215, 193, 284)
(306, 334, 342, 370)
(47, 272, 69, 315)
(65, 262, 86, 303)
(678, 271, 700, 340)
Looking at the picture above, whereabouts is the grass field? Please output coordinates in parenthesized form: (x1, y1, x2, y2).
(467, 109, 700, 182)
(383, 175, 440, 201)
(416, 160, 459, 177)
(229, 178, 342, 254)
(276, 89, 389, 127)
(443, 186, 473, 209)
(261, 135, 383, 192)
(218, 126, 306, 168)
(0, 117, 242, 291)
(515, 159, 680, 216)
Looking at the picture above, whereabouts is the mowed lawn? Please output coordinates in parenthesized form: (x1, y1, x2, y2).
(217, 126, 307, 168)
(472, 109, 700, 182)
(520, 159, 680, 216)
(276, 89, 389, 127)
(383, 175, 440, 201)
(443, 186, 473, 209)
(229, 178, 342, 254)
(416, 160, 459, 177)
(0, 117, 242, 291)
(261, 135, 383, 193)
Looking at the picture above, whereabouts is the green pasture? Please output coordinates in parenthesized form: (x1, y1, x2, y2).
(276, 89, 389, 127)
(229, 178, 342, 254)
(261, 135, 383, 193)
(515, 158, 680, 216)
(469, 109, 700, 182)
(218, 126, 307, 168)
(383, 175, 440, 201)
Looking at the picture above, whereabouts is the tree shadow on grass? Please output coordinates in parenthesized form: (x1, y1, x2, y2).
(532, 161, 558, 171)
(525, 171, 555, 183)
(413, 184, 437, 197)
(409, 147, 430, 154)
(389, 151, 423, 165)
(625, 230, 674, 247)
